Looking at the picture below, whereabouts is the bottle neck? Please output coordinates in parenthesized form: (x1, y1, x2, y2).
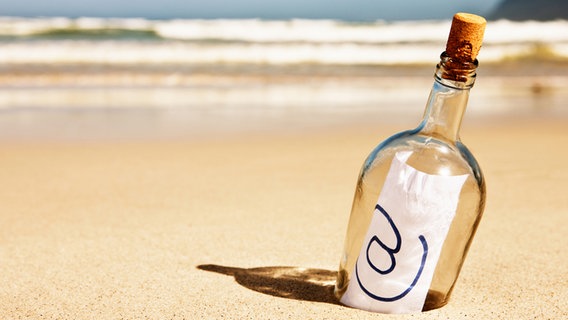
(418, 53, 478, 142)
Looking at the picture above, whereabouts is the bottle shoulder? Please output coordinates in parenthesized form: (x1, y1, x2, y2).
(363, 130, 482, 178)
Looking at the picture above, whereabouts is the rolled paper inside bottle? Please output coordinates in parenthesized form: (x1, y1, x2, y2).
(445, 13, 486, 62)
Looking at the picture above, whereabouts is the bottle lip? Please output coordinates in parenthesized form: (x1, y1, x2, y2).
(435, 52, 478, 89)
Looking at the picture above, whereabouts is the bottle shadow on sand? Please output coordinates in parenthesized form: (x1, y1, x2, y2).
(197, 264, 339, 305)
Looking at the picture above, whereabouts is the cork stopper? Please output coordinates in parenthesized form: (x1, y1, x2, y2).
(445, 13, 486, 62)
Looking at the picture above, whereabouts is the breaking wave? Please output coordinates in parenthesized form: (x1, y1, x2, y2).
(0, 17, 566, 65)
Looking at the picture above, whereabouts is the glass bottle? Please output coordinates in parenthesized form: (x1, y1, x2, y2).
(335, 13, 487, 314)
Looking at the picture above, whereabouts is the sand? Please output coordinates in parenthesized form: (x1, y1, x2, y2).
(0, 118, 567, 319)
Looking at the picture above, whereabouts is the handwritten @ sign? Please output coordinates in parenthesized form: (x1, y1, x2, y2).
(355, 204, 429, 302)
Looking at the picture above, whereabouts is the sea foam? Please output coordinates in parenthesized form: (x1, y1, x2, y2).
(0, 17, 566, 65)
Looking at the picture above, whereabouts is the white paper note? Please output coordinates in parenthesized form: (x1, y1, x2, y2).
(341, 151, 468, 313)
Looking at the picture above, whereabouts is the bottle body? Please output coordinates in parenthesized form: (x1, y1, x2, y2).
(335, 57, 486, 313)
(335, 129, 485, 312)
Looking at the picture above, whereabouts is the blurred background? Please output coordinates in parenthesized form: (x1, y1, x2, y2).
(0, 0, 566, 141)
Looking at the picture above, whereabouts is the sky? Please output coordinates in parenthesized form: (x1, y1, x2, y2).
(0, 0, 503, 21)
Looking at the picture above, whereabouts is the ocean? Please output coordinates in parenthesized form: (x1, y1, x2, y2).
(0, 17, 567, 140)
(1, 17, 567, 64)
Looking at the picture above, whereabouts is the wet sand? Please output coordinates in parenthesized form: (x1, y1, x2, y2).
(0, 117, 566, 319)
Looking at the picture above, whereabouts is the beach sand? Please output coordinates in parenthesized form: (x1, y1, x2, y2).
(0, 116, 566, 319)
